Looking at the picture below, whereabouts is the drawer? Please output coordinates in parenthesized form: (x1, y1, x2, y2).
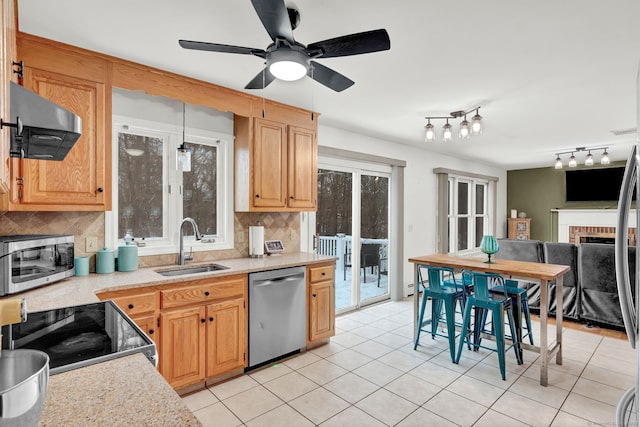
(161, 276, 246, 309)
(309, 264, 334, 283)
(111, 292, 156, 316)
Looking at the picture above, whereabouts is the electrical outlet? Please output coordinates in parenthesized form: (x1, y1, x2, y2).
(85, 236, 98, 252)
(237, 231, 245, 243)
(290, 230, 297, 240)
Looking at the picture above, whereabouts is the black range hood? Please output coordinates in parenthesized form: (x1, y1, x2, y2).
(7, 81, 82, 161)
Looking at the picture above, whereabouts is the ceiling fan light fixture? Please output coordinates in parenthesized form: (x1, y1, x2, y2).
(267, 48, 309, 81)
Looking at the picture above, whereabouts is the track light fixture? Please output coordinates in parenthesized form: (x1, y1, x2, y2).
(424, 107, 482, 142)
(553, 146, 609, 169)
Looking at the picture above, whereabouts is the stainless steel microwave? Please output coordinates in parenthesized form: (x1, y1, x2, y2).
(0, 234, 75, 296)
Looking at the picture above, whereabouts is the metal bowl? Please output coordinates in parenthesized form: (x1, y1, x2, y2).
(0, 349, 49, 427)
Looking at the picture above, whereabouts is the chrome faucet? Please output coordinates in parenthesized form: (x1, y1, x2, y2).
(178, 217, 203, 265)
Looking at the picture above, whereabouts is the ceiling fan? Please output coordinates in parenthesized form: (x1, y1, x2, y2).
(178, 0, 390, 92)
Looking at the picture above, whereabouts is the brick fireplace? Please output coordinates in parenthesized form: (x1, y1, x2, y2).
(569, 225, 636, 245)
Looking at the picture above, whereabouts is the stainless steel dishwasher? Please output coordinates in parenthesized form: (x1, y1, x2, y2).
(248, 266, 306, 368)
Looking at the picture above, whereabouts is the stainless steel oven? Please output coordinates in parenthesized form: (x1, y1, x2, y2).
(0, 234, 75, 296)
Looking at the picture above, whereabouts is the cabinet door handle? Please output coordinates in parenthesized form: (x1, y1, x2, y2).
(148, 329, 154, 335)
(312, 294, 317, 298)
(209, 317, 214, 322)
(204, 291, 210, 296)
(290, 196, 294, 199)
(128, 304, 134, 309)
(255, 194, 260, 198)
(97, 187, 104, 193)
(201, 318, 206, 323)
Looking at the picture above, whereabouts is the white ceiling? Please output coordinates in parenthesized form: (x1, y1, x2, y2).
(16, 0, 640, 170)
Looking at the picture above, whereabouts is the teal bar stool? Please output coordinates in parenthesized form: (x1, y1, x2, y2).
(455, 272, 522, 380)
(414, 266, 466, 362)
(492, 279, 534, 345)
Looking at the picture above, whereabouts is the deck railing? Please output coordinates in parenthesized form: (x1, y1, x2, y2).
(317, 235, 388, 273)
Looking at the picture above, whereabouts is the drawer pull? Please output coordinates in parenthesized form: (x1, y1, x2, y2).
(321, 272, 326, 276)
(128, 304, 134, 309)
(148, 329, 154, 335)
(204, 291, 210, 296)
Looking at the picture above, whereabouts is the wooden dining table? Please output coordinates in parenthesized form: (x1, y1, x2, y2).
(408, 253, 570, 386)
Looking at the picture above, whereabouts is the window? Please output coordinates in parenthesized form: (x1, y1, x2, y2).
(107, 106, 234, 255)
(448, 176, 489, 254)
(434, 168, 497, 255)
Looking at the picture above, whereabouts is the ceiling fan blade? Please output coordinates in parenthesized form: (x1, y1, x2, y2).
(307, 29, 390, 58)
(250, 0, 294, 43)
(308, 61, 354, 92)
(179, 40, 266, 58)
(245, 68, 277, 90)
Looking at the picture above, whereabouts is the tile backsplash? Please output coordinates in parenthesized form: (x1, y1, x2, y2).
(0, 211, 301, 270)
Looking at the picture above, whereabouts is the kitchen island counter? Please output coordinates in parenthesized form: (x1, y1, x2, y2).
(39, 353, 200, 427)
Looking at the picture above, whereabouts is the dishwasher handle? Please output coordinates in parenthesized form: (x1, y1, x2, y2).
(252, 273, 305, 288)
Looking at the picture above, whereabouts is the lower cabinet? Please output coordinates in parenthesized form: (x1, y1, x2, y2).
(98, 273, 247, 390)
(206, 297, 246, 378)
(308, 263, 336, 344)
(160, 306, 206, 389)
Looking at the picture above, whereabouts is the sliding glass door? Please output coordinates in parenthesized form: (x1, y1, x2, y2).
(315, 159, 391, 312)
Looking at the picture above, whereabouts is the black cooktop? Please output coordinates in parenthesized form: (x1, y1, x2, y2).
(6, 301, 157, 374)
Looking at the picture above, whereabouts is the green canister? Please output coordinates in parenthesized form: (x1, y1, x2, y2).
(96, 247, 115, 274)
(118, 243, 138, 272)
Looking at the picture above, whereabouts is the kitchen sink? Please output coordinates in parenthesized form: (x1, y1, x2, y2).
(156, 264, 229, 277)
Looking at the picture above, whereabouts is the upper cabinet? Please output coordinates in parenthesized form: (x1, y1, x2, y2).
(234, 114, 317, 212)
(8, 36, 110, 211)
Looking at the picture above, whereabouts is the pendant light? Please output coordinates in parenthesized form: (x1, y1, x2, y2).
(177, 103, 191, 172)
(552, 146, 610, 168)
(459, 115, 470, 139)
(601, 149, 610, 165)
(568, 153, 577, 167)
(424, 119, 435, 142)
(584, 151, 594, 166)
(471, 108, 483, 135)
(442, 119, 452, 142)
(554, 155, 563, 169)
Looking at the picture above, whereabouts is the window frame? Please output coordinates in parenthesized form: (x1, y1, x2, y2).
(106, 115, 234, 256)
(434, 168, 497, 256)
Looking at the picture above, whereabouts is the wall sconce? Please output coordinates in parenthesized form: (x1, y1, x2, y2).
(177, 103, 192, 172)
(553, 146, 609, 169)
(424, 106, 482, 142)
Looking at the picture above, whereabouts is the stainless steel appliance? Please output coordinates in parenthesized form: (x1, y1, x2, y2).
(0, 234, 75, 296)
(615, 63, 640, 426)
(248, 266, 306, 369)
(4, 301, 157, 375)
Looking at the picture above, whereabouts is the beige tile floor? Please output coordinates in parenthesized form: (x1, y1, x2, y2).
(182, 298, 634, 426)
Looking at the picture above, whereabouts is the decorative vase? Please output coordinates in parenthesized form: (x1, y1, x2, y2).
(480, 235, 499, 264)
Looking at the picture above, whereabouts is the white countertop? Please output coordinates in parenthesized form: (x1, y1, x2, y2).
(8, 252, 336, 312)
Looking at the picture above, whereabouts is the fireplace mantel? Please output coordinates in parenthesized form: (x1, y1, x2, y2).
(553, 209, 636, 244)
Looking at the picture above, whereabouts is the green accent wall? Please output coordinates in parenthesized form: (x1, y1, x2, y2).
(507, 161, 627, 242)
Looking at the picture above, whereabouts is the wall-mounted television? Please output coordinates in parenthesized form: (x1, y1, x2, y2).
(565, 167, 628, 202)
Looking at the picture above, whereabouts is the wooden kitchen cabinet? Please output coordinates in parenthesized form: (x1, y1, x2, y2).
(98, 273, 247, 390)
(234, 116, 317, 212)
(308, 263, 336, 345)
(8, 35, 110, 211)
(98, 289, 160, 346)
(205, 297, 246, 378)
(508, 218, 531, 240)
(0, 0, 16, 208)
(160, 306, 207, 389)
